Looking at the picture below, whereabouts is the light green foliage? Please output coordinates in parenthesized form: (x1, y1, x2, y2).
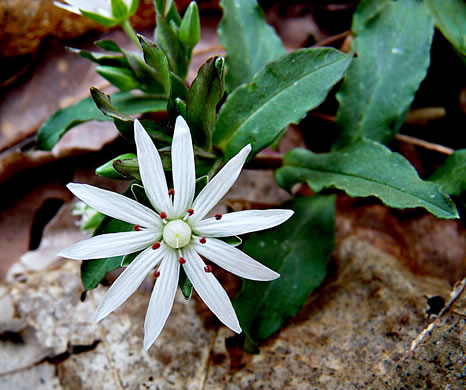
(234, 196, 335, 348)
(139, 35, 171, 95)
(425, 0, 466, 57)
(334, 0, 434, 148)
(214, 48, 352, 160)
(218, 0, 285, 92)
(428, 149, 466, 197)
(276, 138, 459, 219)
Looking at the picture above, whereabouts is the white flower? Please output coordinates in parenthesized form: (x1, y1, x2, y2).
(58, 117, 293, 350)
(54, 0, 137, 23)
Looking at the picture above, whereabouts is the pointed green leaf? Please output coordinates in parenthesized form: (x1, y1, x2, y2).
(138, 35, 171, 95)
(67, 47, 127, 66)
(425, 0, 466, 56)
(111, 0, 128, 19)
(234, 195, 335, 343)
(187, 56, 225, 149)
(155, 14, 188, 79)
(334, 0, 434, 148)
(95, 39, 123, 52)
(96, 65, 139, 91)
(121, 250, 141, 267)
(80, 10, 117, 27)
(178, 266, 193, 299)
(276, 139, 459, 219)
(36, 91, 167, 151)
(214, 48, 352, 160)
(218, 0, 285, 92)
(428, 149, 466, 197)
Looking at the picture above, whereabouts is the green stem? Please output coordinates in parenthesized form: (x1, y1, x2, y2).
(120, 19, 141, 50)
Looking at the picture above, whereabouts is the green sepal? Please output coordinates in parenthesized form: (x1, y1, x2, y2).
(113, 157, 141, 181)
(187, 56, 225, 150)
(219, 235, 242, 247)
(128, 0, 140, 15)
(131, 184, 154, 208)
(82, 212, 105, 231)
(179, 1, 201, 51)
(175, 98, 186, 118)
(96, 65, 140, 91)
(96, 153, 137, 179)
(138, 34, 171, 95)
(121, 251, 141, 267)
(178, 266, 193, 300)
(194, 175, 209, 197)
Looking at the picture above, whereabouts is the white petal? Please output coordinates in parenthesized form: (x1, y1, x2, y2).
(182, 246, 241, 333)
(53, 2, 82, 14)
(190, 144, 251, 223)
(134, 120, 172, 216)
(58, 230, 160, 260)
(172, 116, 196, 218)
(193, 238, 279, 281)
(67, 183, 161, 229)
(144, 249, 179, 350)
(94, 245, 166, 322)
(193, 209, 294, 237)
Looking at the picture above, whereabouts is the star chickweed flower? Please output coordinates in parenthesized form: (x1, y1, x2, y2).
(54, 0, 139, 27)
(58, 116, 293, 350)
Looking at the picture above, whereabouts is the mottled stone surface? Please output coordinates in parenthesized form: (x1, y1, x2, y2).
(1, 235, 463, 389)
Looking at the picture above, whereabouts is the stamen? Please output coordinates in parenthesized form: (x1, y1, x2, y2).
(153, 270, 160, 278)
(200, 237, 207, 244)
(215, 214, 223, 220)
(187, 208, 194, 216)
(178, 257, 186, 264)
(168, 189, 175, 197)
(204, 265, 212, 273)
(160, 212, 167, 220)
(133, 224, 141, 231)
(152, 242, 160, 250)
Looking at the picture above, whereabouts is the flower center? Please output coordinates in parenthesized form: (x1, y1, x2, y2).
(162, 220, 192, 249)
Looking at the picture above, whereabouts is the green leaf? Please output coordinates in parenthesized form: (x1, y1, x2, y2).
(96, 65, 140, 91)
(428, 149, 466, 197)
(187, 56, 225, 150)
(96, 153, 137, 179)
(36, 91, 167, 151)
(128, 0, 140, 15)
(178, 266, 193, 299)
(218, 0, 285, 92)
(80, 9, 117, 27)
(167, 71, 188, 122)
(179, 1, 201, 51)
(155, 14, 188, 79)
(122, 50, 167, 94)
(276, 138, 459, 219)
(334, 0, 434, 149)
(214, 48, 352, 160)
(81, 217, 133, 290)
(138, 35, 171, 95)
(234, 195, 335, 343)
(111, 0, 128, 20)
(67, 47, 127, 66)
(95, 39, 123, 52)
(425, 0, 466, 56)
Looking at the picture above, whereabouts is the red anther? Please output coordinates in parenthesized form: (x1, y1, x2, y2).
(133, 224, 141, 231)
(168, 189, 175, 196)
(215, 214, 222, 220)
(178, 257, 186, 264)
(187, 208, 194, 216)
(200, 237, 207, 244)
(160, 212, 167, 219)
(152, 242, 160, 250)
(204, 265, 212, 273)
(153, 270, 160, 278)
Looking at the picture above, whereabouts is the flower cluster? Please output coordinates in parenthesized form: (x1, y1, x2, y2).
(59, 117, 293, 349)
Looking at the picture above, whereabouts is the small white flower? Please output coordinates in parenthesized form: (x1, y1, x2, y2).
(58, 117, 293, 350)
(54, 0, 137, 24)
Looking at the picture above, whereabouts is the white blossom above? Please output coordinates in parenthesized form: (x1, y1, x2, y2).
(58, 117, 293, 349)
